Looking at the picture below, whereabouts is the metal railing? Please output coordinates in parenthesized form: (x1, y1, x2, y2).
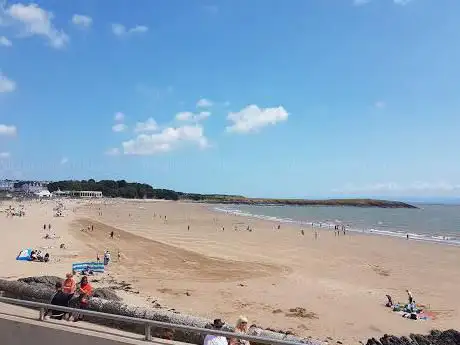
(0, 297, 305, 345)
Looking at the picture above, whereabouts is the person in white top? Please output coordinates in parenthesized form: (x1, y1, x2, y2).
(204, 319, 228, 345)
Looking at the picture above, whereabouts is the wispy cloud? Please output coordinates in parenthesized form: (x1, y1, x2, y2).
(72, 14, 92, 28)
(105, 148, 120, 156)
(2, 3, 69, 49)
(0, 152, 10, 159)
(176, 111, 211, 122)
(112, 23, 148, 37)
(375, 101, 386, 109)
(112, 123, 127, 132)
(60, 157, 68, 165)
(0, 124, 17, 136)
(0, 36, 12, 47)
(114, 112, 125, 122)
(134, 118, 158, 133)
(196, 98, 213, 108)
(0, 72, 16, 92)
(226, 105, 288, 134)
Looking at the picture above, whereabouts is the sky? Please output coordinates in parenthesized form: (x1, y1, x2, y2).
(1, 0, 460, 199)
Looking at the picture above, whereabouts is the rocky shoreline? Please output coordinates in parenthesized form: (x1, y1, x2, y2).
(196, 198, 418, 209)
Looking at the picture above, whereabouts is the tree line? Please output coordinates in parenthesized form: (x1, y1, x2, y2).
(46, 179, 243, 201)
(47, 180, 180, 200)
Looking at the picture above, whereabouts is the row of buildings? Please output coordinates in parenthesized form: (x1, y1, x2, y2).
(0, 180, 102, 198)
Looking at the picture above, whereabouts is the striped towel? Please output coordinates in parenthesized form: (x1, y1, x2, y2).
(72, 262, 105, 273)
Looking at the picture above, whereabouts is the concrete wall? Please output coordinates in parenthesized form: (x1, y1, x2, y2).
(0, 314, 149, 345)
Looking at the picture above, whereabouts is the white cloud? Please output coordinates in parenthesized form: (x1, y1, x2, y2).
(375, 101, 386, 109)
(105, 148, 120, 156)
(0, 36, 12, 46)
(60, 157, 68, 165)
(112, 23, 148, 37)
(0, 73, 16, 93)
(112, 123, 127, 132)
(223, 101, 230, 107)
(176, 111, 210, 122)
(226, 105, 288, 134)
(114, 112, 125, 122)
(0, 152, 10, 159)
(122, 125, 208, 155)
(72, 14, 92, 28)
(176, 112, 193, 121)
(196, 98, 213, 108)
(134, 117, 158, 133)
(3, 3, 69, 49)
(0, 124, 17, 136)
(130, 25, 148, 33)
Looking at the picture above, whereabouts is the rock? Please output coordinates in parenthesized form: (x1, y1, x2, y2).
(365, 329, 460, 345)
(92, 288, 121, 301)
(18, 276, 61, 290)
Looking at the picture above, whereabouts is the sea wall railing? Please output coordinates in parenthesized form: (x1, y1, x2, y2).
(0, 296, 306, 345)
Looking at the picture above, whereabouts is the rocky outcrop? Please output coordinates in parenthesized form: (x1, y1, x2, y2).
(199, 198, 418, 209)
(18, 276, 121, 301)
(0, 278, 321, 345)
(365, 329, 460, 345)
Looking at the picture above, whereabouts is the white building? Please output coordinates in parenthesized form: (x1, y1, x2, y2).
(35, 190, 52, 198)
(53, 190, 103, 198)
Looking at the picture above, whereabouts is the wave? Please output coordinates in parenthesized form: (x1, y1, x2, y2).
(212, 206, 460, 246)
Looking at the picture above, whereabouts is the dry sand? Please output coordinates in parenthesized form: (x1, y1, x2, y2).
(1, 199, 459, 344)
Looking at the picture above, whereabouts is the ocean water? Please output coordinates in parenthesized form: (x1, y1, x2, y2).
(214, 203, 460, 246)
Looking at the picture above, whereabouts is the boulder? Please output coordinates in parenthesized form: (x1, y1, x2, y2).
(365, 329, 460, 345)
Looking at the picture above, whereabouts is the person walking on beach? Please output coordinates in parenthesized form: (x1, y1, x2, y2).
(110, 231, 114, 239)
(406, 289, 414, 304)
(315, 231, 318, 240)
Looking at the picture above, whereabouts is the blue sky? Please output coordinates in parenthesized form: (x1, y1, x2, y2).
(1, 0, 460, 198)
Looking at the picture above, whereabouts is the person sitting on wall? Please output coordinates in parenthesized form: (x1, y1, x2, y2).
(204, 319, 228, 345)
(45, 281, 72, 320)
(72, 276, 93, 322)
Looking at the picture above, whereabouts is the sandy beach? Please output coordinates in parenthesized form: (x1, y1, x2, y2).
(1, 199, 459, 344)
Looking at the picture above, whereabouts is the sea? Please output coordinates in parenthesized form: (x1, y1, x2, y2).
(214, 203, 460, 246)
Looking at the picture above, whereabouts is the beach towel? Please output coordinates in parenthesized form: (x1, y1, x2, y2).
(16, 249, 32, 261)
(72, 262, 105, 273)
